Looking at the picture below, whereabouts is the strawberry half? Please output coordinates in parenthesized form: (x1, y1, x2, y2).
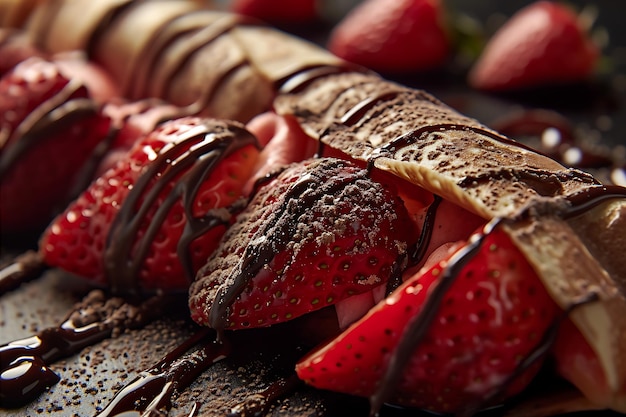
(296, 225, 561, 415)
(468, 1, 599, 91)
(40, 117, 260, 294)
(0, 57, 113, 233)
(328, 0, 450, 74)
(189, 157, 417, 333)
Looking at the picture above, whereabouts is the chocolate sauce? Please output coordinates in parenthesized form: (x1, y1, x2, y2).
(0, 251, 46, 296)
(278, 65, 358, 95)
(369, 220, 497, 416)
(0, 74, 116, 234)
(103, 120, 258, 295)
(0, 79, 98, 177)
(368, 123, 548, 166)
(565, 185, 626, 219)
(459, 292, 600, 417)
(228, 374, 302, 417)
(0, 290, 175, 408)
(96, 328, 227, 417)
(132, 11, 242, 101)
(340, 92, 402, 127)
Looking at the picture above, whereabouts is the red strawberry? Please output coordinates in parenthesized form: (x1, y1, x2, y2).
(328, 0, 450, 74)
(468, 1, 599, 91)
(189, 157, 417, 333)
(0, 57, 113, 233)
(553, 317, 621, 411)
(296, 226, 561, 415)
(231, 0, 318, 25)
(40, 117, 260, 294)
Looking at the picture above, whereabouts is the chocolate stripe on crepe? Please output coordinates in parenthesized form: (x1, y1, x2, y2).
(273, 71, 600, 220)
(23, 0, 349, 123)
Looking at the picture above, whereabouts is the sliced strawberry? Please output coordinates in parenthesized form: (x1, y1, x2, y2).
(231, 0, 318, 25)
(553, 317, 617, 410)
(468, 1, 599, 91)
(0, 57, 113, 233)
(40, 117, 260, 293)
(189, 157, 417, 332)
(328, 0, 450, 74)
(296, 226, 561, 415)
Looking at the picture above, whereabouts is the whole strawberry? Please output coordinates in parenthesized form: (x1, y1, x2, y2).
(40, 117, 260, 294)
(189, 157, 417, 333)
(468, 1, 599, 91)
(328, 0, 450, 74)
(296, 226, 561, 415)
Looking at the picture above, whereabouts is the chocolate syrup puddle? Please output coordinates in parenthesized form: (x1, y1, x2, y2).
(0, 290, 178, 408)
(96, 328, 228, 417)
(0, 251, 46, 296)
(104, 121, 258, 295)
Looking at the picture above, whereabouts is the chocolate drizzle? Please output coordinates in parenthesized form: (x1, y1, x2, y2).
(228, 374, 302, 417)
(0, 290, 175, 408)
(369, 220, 498, 416)
(565, 185, 626, 218)
(369, 123, 544, 165)
(132, 12, 243, 101)
(0, 251, 46, 296)
(96, 328, 228, 417)
(104, 120, 258, 295)
(278, 65, 359, 95)
(0, 79, 99, 178)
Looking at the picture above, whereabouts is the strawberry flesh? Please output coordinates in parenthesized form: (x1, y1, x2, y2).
(189, 157, 417, 333)
(296, 226, 561, 414)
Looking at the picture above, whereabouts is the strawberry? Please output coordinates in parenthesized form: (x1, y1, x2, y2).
(327, 0, 450, 74)
(40, 117, 260, 294)
(296, 226, 561, 415)
(0, 57, 113, 233)
(468, 1, 599, 91)
(553, 317, 618, 411)
(189, 157, 417, 333)
(231, 0, 318, 25)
